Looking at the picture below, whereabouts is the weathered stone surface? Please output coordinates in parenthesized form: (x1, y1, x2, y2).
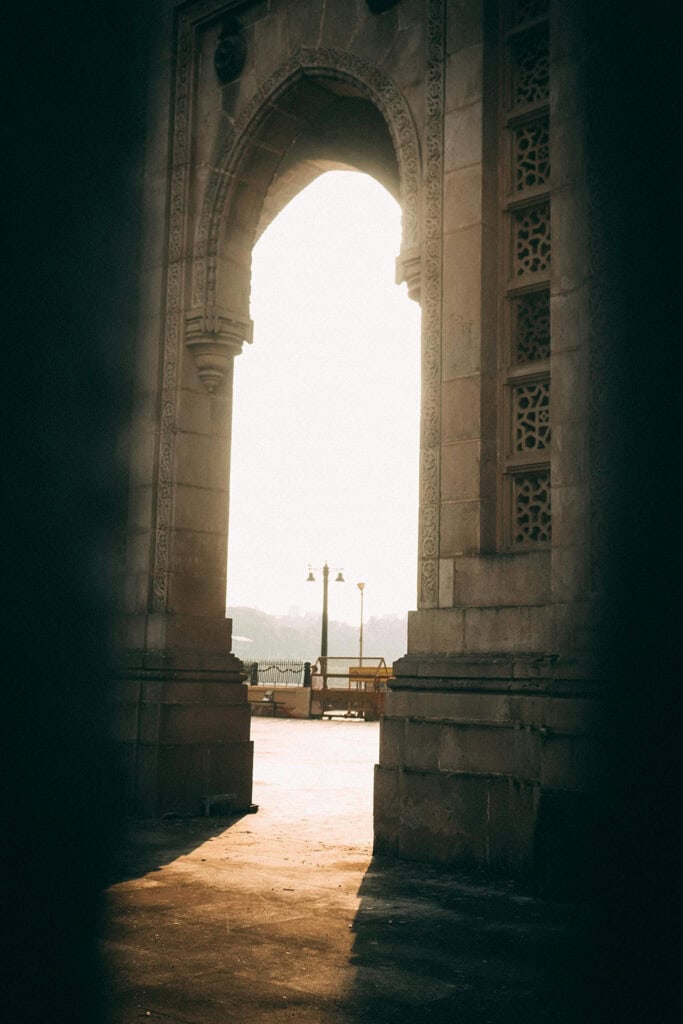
(440, 500, 481, 556)
(378, 716, 405, 767)
(445, 43, 484, 111)
(444, 102, 483, 171)
(443, 163, 483, 233)
(439, 721, 517, 775)
(441, 440, 481, 501)
(442, 227, 484, 336)
(487, 776, 539, 876)
(110, 669, 252, 815)
(454, 552, 550, 607)
(463, 604, 556, 653)
(407, 608, 466, 655)
(404, 719, 442, 771)
(157, 703, 250, 745)
(120, 0, 600, 883)
(173, 485, 229, 534)
(398, 770, 490, 866)
(373, 764, 401, 857)
(155, 741, 254, 815)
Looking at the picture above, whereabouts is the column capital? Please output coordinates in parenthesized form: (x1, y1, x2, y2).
(185, 306, 253, 393)
(395, 246, 422, 304)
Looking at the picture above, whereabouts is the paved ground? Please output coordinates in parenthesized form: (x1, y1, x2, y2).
(102, 718, 594, 1023)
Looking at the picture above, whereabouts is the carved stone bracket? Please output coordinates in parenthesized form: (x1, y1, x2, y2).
(395, 246, 422, 304)
(185, 306, 253, 393)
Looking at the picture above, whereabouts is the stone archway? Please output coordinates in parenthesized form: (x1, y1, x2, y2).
(114, 31, 433, 819)
(118, 1, 601, 889)
(177, 47, 434, 639)
(181, 51, 421, 408)
(192, 48, 420, 311)
(177, 46, 443, 624)
(150, 47, 429, 620)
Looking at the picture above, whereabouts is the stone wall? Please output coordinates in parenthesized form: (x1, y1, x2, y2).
(375, 653, 601, 893)
(119, 0, 599, 886)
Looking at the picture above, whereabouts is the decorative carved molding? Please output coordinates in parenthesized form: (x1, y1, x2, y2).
(214, 16, 246, 84)
(419, 0, 445, 608)
(152, 0, 236, 610)
(500, 6, 552, 552)
(192, 47, 421, 310)
(193, 10, 442, 611)
(154, 0, 433, 614)
(152, 11, 195, 611)
(185, 306, 253, 392)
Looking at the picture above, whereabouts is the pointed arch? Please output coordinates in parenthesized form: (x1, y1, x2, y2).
(153, 13, 446, 616)
(190, 48, 421, 313)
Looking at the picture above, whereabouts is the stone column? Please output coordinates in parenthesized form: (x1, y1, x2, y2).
(375, 0, 600, 896)
(110, 298, 254, 817)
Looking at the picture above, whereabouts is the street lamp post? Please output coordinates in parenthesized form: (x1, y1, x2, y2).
(321, 562, 330, 664)
(307, 562, 344, 683)
(357, 582, 365, 665)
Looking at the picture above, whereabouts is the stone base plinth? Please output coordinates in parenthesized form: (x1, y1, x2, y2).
(109, 663, 253, 817)
(374, 654, 603, 896)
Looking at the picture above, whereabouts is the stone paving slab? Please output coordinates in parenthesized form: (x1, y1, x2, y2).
(102, 718, 593, 1023)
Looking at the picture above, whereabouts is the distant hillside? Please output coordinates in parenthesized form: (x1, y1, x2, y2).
(228, 606, 408, 665)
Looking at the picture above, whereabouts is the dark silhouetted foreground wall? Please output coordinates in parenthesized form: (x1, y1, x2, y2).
(5, 3, 148, 1021)
(584, 3, 682, 1021)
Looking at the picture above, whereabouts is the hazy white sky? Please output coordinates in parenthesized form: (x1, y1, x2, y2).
(226, 171, 421, 626)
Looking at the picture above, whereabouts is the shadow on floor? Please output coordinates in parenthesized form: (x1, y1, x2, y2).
(106, 813, 249, 886)
(345, 856, 597, 1024)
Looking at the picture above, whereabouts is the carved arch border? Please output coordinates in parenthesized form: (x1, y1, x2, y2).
(152, 0, 444, 613)
(191, 47, 421, 311)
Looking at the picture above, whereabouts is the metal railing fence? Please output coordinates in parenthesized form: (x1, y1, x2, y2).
(246, 660, 306, 687)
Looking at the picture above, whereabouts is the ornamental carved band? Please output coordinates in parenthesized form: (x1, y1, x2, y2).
(153, 0, 226, 610)
(154, 0, 438, 613)
(419, 0, 445, 608)
(191, 47, 421, 313)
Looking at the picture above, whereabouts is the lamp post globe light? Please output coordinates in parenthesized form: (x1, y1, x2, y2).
(306, 562, 344, 682)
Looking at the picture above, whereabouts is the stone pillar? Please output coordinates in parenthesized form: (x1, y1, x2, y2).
(375, 0, 599, 895)
(111, 286, 254, 816)
(375, 652, 600, 891)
